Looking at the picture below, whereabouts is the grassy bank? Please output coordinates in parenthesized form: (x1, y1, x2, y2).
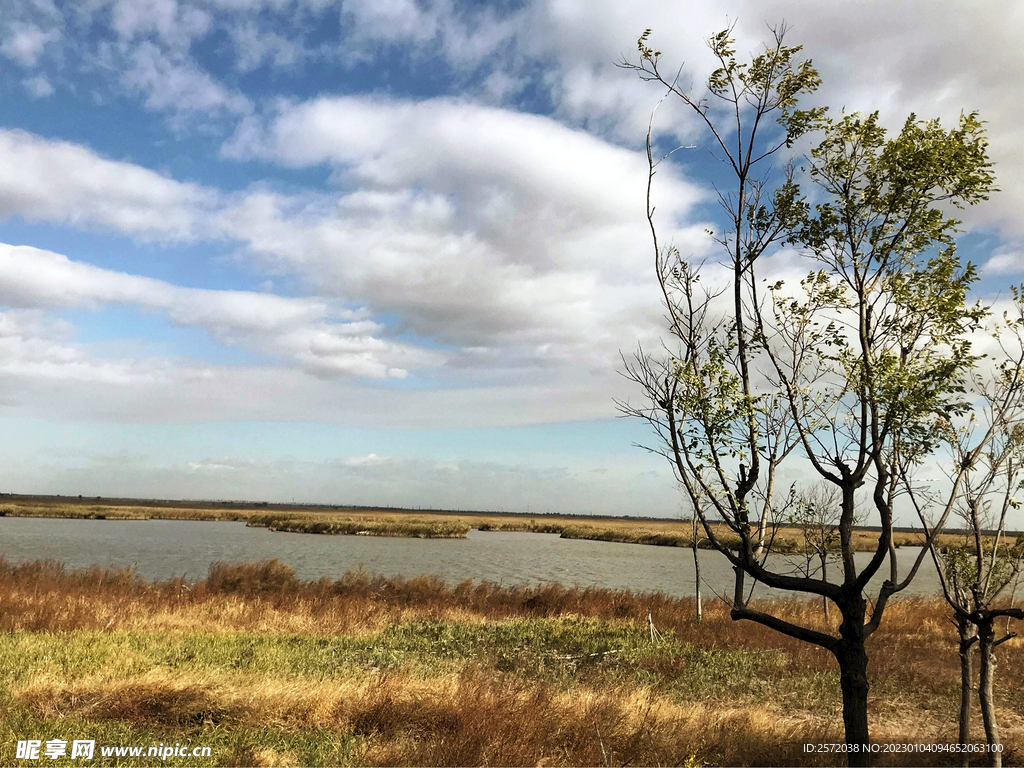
(0, 503, 472, 539)
(0, 558, 1021, 766)
(478, 516, 956, 553)
(0, 502, 249, 522)
(0, 498, 975, 550)
(245, 514, 471, 538)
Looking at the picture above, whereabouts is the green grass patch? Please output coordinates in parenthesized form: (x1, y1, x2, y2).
(0, 617, 809, 705)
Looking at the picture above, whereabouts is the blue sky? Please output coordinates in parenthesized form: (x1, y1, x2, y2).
(0, 0, 1022, 520)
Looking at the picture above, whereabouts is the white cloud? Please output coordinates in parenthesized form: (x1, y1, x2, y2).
(324, 0, 716, 144)
(0, 358, 622, 428)
(0, 22, 59, 67)
(480, 70, 527, 102)
(22, 75, 54, 98)
(108, 0, 212, 45)
(187, 458, 242, 471)
(0, 242, 331, 329)
(123, 41, 252, 118)
(340, 0, 439, 44)
(9, 1, 243, 128)
(0, 120, 700, 388)
(0, 243, 440, 380)
(253, 96, 680, 224)
(228, 21, 300, 71)
(540, 1, 1024, 234)
(221, 95, 709, 373)
(323, 1, 1024, 236)
(0, 129, 217, 240)
(0, 309, 164, 386)
(10, 0, 1023, 233)
(982, 252, 1023, 276)
(344, 452, 384, 466)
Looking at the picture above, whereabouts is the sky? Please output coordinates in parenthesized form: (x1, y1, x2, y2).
(0, 0, 1022, 520)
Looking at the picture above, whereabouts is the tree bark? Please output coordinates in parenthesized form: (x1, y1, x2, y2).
(692, 517, 703, 622)
(957, 615, 976, 766)
(978, 621, 1001, 767)
(836, 598, 872, 767)
(821, 552, 830, 620)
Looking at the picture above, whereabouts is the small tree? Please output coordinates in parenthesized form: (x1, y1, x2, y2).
(919, 368, 1024, 766)
(619, 24, 1023, 764)
(941, 536, 1024, 767)
(789, 483, 845, 619)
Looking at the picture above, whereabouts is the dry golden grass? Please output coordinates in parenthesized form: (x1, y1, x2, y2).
(13, 646, 1017, 766)
(2, 558, 1023, 765)
(0, 557, 1020, 651)
(0, 558, 715, 635)
(0, 501, 249, 521)
(10, 666, 858, 766)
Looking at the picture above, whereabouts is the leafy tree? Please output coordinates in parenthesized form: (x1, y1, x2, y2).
(619, 23, 1024, 764)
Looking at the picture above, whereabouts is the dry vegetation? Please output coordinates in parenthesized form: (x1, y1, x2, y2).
(0, 557, 1021, 766)
(246, 514, 470, 538)
(0, 501, 249, 522)
(0, 497, 981, 551)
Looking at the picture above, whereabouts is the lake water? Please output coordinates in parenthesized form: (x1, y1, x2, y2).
(0, 517, 946, 598)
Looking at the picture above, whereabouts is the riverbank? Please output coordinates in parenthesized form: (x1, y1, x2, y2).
(0, 558, 1020, 766)
(0, 497, 973, 551)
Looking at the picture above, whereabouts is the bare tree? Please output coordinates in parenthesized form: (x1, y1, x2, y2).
(789, 482, 845, 619)
(937, 504, 1024, 767)
(618, 24, 1020, 765)
(914, 339, 1024, 765)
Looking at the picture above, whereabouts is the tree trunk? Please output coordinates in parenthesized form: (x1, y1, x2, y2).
(978, 621, 1001, 767)
(820, 553, 830, 620)
(692, 517, 702, 622)
(836, 599, 871, 767)
(957, 615, 975, 767)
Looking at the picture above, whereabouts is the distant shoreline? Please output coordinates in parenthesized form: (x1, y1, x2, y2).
(1, 493, 1014, 551)
(2, 491, 1015, 536)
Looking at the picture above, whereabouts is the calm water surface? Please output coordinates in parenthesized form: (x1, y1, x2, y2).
(0, 517, 943, 598)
